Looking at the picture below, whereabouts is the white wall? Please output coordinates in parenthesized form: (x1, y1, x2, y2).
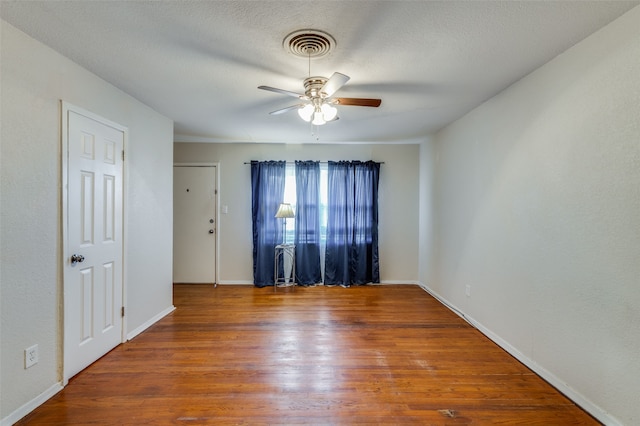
(174, 142, 420, 285)
(425, 6, 640, 425)
(418, 138, 436, 287)
(0, 21, 174, 422)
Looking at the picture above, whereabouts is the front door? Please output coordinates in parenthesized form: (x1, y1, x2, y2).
(64, 106, 125, 382)
(173, 166, 217, 284)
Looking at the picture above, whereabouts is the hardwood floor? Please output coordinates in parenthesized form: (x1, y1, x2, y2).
(17, 284, 598, 425)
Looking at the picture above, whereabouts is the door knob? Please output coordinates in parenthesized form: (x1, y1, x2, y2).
(209, 229, 214, 234)
(70, 254, 85, 265)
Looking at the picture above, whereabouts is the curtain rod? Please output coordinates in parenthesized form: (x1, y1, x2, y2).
(243, 161, 384, 164)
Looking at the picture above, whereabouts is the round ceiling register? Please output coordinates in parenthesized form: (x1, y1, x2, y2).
(283, 29, 336, 58)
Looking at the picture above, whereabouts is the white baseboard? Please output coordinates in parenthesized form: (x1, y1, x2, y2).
(416, 281, 621, 426)
(126, 305, 176, 341)
(217, 280, 254, 285)
(379, 280, 420, 285)
(1, 382, 63, 426)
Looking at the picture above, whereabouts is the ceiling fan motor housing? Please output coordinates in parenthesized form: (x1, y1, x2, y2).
(303, 76, 330, 98)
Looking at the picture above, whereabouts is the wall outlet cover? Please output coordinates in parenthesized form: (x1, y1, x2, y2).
(25, 344, 38, 369)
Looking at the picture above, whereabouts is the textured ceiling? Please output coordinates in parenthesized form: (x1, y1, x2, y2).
(1, 1, 638, 143)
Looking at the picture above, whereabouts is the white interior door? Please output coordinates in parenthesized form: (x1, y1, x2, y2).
(64, 107, 124, 382)
(173, 166, 217, 284)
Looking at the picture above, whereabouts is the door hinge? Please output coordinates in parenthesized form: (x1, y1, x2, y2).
(121, 306, 125, 317)
(122, 150, 125, 161)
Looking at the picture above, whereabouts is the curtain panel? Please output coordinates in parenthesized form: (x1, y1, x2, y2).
(294, 161, 323, 285)
(251, 161, 286, 287)
(325, 161, 380, 286)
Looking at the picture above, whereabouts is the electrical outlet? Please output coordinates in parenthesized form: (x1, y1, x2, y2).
(465, 285, 471, 297)
(25, 344, 38, 369)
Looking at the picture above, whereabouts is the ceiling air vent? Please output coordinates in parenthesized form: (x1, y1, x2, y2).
(284, 29, 336, 58)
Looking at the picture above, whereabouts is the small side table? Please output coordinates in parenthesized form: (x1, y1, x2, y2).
(274, 244, 295, 292)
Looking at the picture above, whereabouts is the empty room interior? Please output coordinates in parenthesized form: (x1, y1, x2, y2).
(1, 1, 639, 425)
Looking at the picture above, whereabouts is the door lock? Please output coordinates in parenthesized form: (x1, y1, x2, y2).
(70, 254, 85, 265)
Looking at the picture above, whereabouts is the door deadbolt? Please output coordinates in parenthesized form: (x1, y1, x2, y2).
(209, 219, 214, 223)
(70, 254, 85, 265)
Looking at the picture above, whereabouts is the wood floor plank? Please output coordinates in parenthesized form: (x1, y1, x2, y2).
(16, 284, 599, 424)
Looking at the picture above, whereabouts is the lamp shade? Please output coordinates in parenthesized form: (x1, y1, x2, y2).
(297, 104, 314, 122)
(275, 203, 295, 218)
(321, 103, 338, 121)
(312, 110, 326, 126)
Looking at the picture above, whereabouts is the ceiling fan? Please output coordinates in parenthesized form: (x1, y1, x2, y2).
(258, 29, 381, 126)
(258, 72, 381, 126)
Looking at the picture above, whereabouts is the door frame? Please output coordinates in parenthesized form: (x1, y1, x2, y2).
(173, 162, 220, 285)
(61, 101, 128, 385)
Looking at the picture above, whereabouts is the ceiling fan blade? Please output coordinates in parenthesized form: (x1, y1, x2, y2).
(269, 104, 304, 115)
(334, 98, 382, 107)
(321, 72, 350, 97)
(258, 86, 305, 99)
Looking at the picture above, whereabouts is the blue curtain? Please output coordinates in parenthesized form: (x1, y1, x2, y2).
(325, 161, 380, 286)
(352, 161, 380, 283)
(294, 161, 322, 285)
(324, 161, 354, 285)
(251, 161, 286, 287)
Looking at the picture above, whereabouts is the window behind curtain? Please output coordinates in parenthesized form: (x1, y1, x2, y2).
(283, 163, 330, 281)
(283, 164, 329, 241)
(282, 162, 379, 285)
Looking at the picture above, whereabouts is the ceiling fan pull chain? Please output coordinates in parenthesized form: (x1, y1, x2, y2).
(312, 123, 320, 141)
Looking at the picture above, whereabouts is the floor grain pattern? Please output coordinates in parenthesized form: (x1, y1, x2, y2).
(17, 284, 599, 425)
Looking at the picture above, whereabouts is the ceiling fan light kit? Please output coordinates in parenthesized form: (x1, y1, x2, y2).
(297, 102, 337, 126)
(258, 29, 381, 127)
